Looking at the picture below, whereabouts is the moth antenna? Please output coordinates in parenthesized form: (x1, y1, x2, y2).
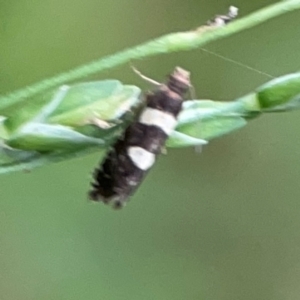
(131, 65, 161, 86)
(199, 47, 274, 79)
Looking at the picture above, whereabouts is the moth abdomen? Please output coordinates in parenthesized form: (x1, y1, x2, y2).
(89, 67, 191, 209)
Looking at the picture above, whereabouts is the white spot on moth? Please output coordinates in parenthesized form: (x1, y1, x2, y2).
(128, 146, 155, 171)
(139, 108, 177, 135)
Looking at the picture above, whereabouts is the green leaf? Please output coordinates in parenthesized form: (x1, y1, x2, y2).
(257, 73, 300, 110)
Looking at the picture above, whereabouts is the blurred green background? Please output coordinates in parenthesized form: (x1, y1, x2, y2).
(1, 0, 300, 299)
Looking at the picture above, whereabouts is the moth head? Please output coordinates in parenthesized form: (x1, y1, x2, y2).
(168, 67, 191, 96)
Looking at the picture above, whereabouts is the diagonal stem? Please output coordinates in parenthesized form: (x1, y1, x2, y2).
(1, 0, 300, 110)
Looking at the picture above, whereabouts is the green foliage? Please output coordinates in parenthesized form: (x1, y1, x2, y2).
(1, 0, 300, 174)
(1, 72, 300, 174)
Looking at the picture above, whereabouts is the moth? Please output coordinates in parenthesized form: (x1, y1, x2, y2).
(89, 67, 191, 208)
(88, 7, 240, 209)
(0, 5, 239, 203)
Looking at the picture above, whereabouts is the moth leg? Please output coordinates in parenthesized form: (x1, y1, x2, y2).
(167, 131, 208, 148)
(194, 145, 204, 154)
(161, 146, 167, 155)
(188, 84, 196, 99)
(89, 118, 114, 129)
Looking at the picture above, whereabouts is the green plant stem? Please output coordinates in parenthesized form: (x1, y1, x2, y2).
(1, 0, 300, 110)
(0, 147, 100, 175)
